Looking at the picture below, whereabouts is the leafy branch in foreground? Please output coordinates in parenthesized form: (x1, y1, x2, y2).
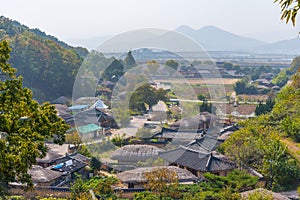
(274, 0, 300, 26)
(0, 40, 68, 194)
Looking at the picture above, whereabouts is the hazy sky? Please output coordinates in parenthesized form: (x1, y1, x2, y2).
(1, 0, 299, 43)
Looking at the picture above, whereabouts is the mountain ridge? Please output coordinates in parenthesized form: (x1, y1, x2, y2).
(0, 16, 88, 102)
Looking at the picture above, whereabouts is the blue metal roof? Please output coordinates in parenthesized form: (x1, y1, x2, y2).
(68, 105, 89, 110)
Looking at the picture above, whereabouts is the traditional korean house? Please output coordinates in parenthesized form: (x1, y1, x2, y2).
(54, 104, 74, 126)
(117, 166, 198, 189)
(28, 165, 63, 187)
(36, 144, 70, 168)
(75, 123, 102, 140)
(185, 135, 223, 153)
(159, 146, 236, 177)
(74, 107, 119, 129)
(33, 152, 90, 187)
(169, 112, 220, 131)
(50, 153, 90, 181)
(110, 145, 165, 165)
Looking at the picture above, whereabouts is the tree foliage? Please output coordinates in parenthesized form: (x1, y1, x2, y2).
(0, 40, 68, 193)
(0, 16, 87, 101)
(272, 69, 288, 87)
(71, 175, 118, 199)
(164, 59, 179, 71)
(144, 167, 178, 199)
(129, 83, 168, 113)
(65, 131, 82, 151)
(255, 98, 275, 116)
(221, 114, 300, 190)
(124, 50, 136, 70)
(234, 79, 257, 95)
(274, 0, 300, 26)
(90, 157, 102, 173)
(102, 59, 124, 83)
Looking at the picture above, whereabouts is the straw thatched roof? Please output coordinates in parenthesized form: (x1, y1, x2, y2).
(28, 165, 62, 183)
(110, 145, 165, 162)
(36, 144, 69, 164)
(240, 188, 289, 200)
(51, 96, 71, 105)
(117, 166, 198, 184)
(170, 112, 219, 130)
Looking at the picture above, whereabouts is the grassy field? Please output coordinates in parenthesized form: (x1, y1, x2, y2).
(155, 78, 240, 85)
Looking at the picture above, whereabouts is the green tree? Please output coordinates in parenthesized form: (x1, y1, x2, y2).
(255, 98, 275, 116)
(102, 59, 124, 83)
(197, 94, 207, 101)
(272, 69, 288, 87)
(129, 83, 167, 113)
(0, 41, 68, 194)
(78, 145, 92, 157)
(165, 59, 179, 71)
(84, 176, 118, 198)
(124, 50, 136, 70)
(144, 167, 178, 200)
(70, 174, 88, 200)
(110, 133, 127, 147)
(262, 138, 300, 190)
(234, 78, 257, 95)
(65, 131, 82, 151)
(90, 157, 102, 173)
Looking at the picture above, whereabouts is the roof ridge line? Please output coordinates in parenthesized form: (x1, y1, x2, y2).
(205, 153, 213, 169)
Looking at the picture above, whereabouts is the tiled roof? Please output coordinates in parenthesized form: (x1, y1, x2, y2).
(187, 135, 223, 153)
(159, 147, 235, 172)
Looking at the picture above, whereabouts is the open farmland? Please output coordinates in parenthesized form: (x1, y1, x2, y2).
(154, 78, 240, 85)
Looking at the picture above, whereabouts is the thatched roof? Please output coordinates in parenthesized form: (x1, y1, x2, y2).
(28, 165, 62, 183)
(36, 144, 69, 164)
(240, 188, 289, 200)
(54, 104, 72, 119)
(194, 112, 219, 123)
(51, 96, 71, 105)
(117, 166, 198, 183)
(170, 112, 219, 130)
(111, 145, 165, 162)
(151, 101, 168, 112)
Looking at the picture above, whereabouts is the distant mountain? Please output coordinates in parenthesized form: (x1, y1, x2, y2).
(254, 37, 300, 54)
(0, 16, 89, 102)
(175, 25, 267, 52)
(66, 35, 111, 50)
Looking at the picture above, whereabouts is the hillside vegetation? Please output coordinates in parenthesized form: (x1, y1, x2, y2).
(0, 16, 88, 101)
(221, 64, 300, 191)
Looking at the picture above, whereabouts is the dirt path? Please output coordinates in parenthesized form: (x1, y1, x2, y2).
(281, 138, 300, 162)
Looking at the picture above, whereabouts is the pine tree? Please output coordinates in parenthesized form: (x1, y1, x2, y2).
(124, 50, 136, 70)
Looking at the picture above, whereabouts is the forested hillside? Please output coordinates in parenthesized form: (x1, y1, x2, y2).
(221, 65, 300, 191)
(0, 16, 89, 101)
